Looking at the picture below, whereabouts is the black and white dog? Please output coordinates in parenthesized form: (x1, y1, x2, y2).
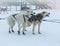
(27, 11, 50, 34)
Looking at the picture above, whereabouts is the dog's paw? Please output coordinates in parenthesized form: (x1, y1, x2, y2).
(38, 32, 41, 34)
(22, 32, 25, 35)
(9, 31, 11, 33)
(12, 30, 15, 33)
(18, 31, 20, 35)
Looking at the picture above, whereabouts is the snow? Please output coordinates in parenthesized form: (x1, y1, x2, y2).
(0, 9, 60, 46)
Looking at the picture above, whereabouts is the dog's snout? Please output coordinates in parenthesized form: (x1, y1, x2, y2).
(46, 15, 49, 16)
(46, 15, 48, 16)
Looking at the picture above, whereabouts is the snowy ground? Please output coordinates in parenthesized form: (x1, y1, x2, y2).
(0, 9, 60, 46)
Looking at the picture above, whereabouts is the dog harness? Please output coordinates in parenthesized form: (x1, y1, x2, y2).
(12, 14, 26, 22)
(12, 14, 17, 19)
(23, 15, 26, 22)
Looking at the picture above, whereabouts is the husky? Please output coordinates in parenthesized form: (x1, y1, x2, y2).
(7, 10, 35, 35)
(27, 11, 50, 34)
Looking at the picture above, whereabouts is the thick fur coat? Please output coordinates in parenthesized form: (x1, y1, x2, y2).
(7, 10, 34, 35)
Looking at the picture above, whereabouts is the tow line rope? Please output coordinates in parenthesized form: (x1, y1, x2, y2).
(43, 19, 60, 23)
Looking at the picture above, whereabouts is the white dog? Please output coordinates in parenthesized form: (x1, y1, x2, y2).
(7, 10, 34, 35)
